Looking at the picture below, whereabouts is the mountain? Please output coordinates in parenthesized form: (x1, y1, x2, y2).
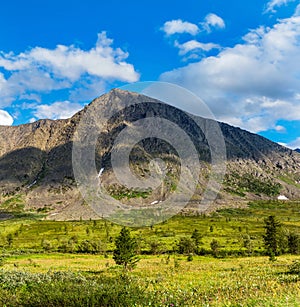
(295, 148, 300, 153)
(1, 89, 300, 221)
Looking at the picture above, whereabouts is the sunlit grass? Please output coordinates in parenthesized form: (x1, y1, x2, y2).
(1, 253, 300, 306)
(0, 199, 300, 305)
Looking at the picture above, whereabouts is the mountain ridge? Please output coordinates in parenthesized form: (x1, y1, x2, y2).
(0, 89, 299, 220)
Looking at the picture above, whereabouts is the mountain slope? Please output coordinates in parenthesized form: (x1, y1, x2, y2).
(0, 89, 299, 220)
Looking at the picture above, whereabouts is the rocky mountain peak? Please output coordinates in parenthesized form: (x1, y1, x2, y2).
(0, 89, 299, 220)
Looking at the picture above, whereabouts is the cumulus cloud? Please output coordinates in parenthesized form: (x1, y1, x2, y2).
(160, 8, 300, 133)
(161, 19, 199, 36)
(27, 32, 139, 82)
(0, 31, 139, 111)
(162, 14, 225, 61)
(174, 40, 220, 55)
(201, 13, 225, 32)
(265, 0, 296, 13)
(0, 32, 138, 83)
(0, 110, 13, 125)
(33, 101, 83, 120)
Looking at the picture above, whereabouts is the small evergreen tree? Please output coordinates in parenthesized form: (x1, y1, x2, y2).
(210, 239, 220, 257)
(6, 233, 13, 246)
(287, 232, 299, 254)
(242, 234, 252, 255)
(263, 215, 281, 256)
(113, 227, 139, 270)
(191, 229, 202, 247)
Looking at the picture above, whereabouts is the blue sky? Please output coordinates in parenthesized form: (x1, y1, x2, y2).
(1, 0, 300, 148)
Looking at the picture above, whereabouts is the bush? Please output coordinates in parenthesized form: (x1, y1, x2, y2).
(210, 239, 220, 257)
(288, 260, 300, 275)
(187, 253, 193, 261)
(148, 239, 165, 255)
(76, 239, 106, 254)
(177, 237, 196, 255)
(195, 247, 210, 256)
(0, 270, 150, 307)
(287, 232, 300, 254)
(0, 257, 5, 267)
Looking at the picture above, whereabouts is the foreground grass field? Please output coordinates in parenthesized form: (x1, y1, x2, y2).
(0, 199, 300, 306)
(0, 254, 300, 306)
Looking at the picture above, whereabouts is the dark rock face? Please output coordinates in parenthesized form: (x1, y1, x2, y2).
(0, 89, 299, 219)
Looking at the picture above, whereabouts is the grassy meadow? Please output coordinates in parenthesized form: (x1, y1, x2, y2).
(0, 197, 300, 306)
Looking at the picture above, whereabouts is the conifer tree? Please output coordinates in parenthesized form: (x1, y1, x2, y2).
(113, 227, 139, 270)
(263, 215, 281, 256)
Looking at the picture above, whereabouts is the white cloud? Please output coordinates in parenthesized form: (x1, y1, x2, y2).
(174, 40, 220, 55)
(0, 72, 15, 107)
(162, 15, 224, 61)
(19, 93, 41, 103)
(160, 8, 300, 133)
(28, 32, 138, 82)
(278, 142, 288, 147)
(0, 31, 139, 109)
(69, 78, 106, 102)
(296, 4, 300, 15)
(0, 52, 30, 70)
(161, 19, 199, 36)
(201, 13, 225, 32)
(275, 125, 286, 132)
(33, 101, 83, 120)
(0, 110, 13, 125)
(265, 0, 296, 13)
(287, 137, 300, 149)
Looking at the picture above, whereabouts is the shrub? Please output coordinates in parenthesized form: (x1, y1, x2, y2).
(177, 237, 196, 255)
(0, 271, 150, 307)
(6, 234, 13, 246)
(0, 257, 5, 267)
(76, 239, 105, 254)
(187, 253, 193, 261)
(210, 239, 220, 257)
(191, 229, 202, 247)
(288, 260, 300, 275)
(287, 232, 300, 254)
(148, 239, 165, 255)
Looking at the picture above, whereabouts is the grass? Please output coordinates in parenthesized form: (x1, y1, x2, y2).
(0, 198, 300, 305)
(224, 173, 282, 197)
(106, 184, 152, 200)
(0, 254, 300, 306)
(1, 200, 300, 254)
(278, 175, 300, 188)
